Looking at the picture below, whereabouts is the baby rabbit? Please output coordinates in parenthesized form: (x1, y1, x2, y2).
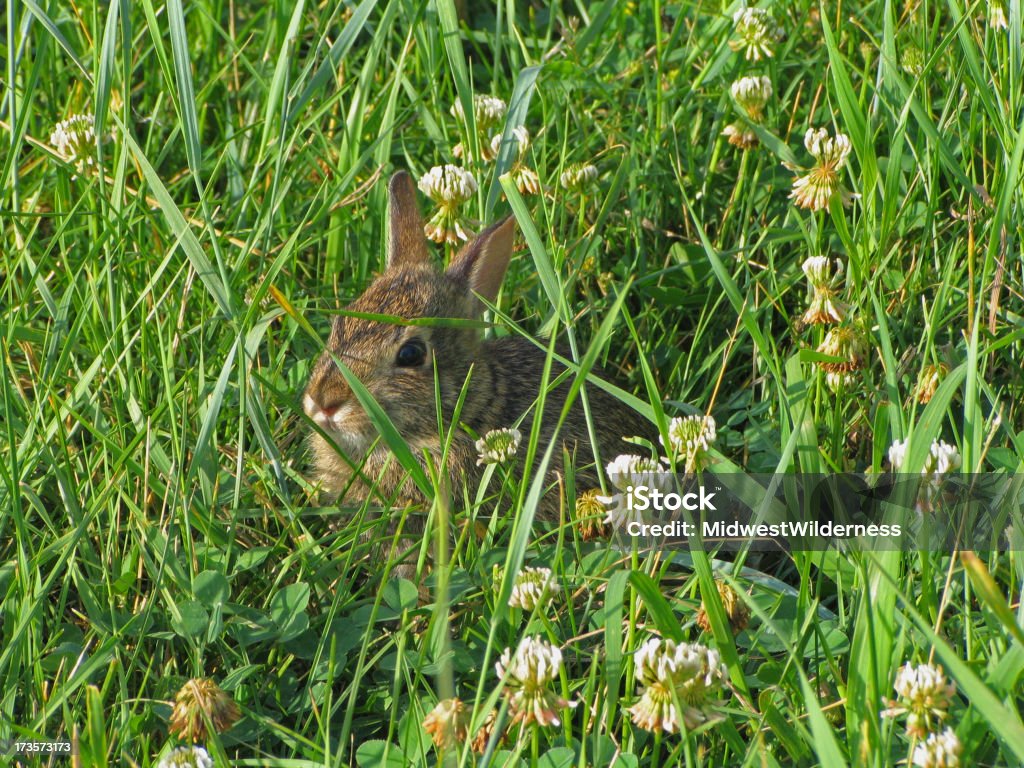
(303, 170, 656, 516)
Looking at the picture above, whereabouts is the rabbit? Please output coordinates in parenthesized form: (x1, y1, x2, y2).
(303, 170, 658, 523)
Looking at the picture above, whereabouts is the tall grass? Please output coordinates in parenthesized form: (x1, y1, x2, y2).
(2, 0, 1023, 766)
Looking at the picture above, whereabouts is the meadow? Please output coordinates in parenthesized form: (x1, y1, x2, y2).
(2, 0, 1024, 766)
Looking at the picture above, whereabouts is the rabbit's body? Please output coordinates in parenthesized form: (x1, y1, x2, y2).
(304, 171, 656, 518)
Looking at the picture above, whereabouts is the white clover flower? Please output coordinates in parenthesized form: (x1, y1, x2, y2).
(418, 165, 478, 244)
(888, 439, 962, 478)
(50, 113, 98, 177)
(559, 163, 599, 191)
(156, 746, 214, 768)
(895, 662, 954, 713)
(804, 128, 853, 166)
(730, 7, 783, 61)
(882, 662, 956, 738)
(912, 728, 962, 768)
(492, 127, 541, 195)
(451, 95, 507, 132)
(508, 166, 541, 195)
(628, 637, 728, 733)
(596, 491, 642, 531)
(989, 1, 1009, 29)
(887, 439, 961, 513)
(508, 566, 559, 611)
(928, 441, 962, 475)
(495, 636, 575, 726)
(790, 128, 853, 211)
(604, 454, 670, 492)
(722, 122, 758, 150)
(662, 415, 716, 471)
(731, 75, 773, 121)
(802, 255, 832, 289)
(825, 370, 857, 392)
(491, 126, 530, 159)
(600, 454, 672, 530)
(419, 164, 478, 203)
(451, 95, 508, 162)
(887, 439, 908, 471)
(801, 256, 847, 325)
(475, 427, 521, 466)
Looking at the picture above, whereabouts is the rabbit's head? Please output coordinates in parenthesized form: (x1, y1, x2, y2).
(303, 171, 514, 461)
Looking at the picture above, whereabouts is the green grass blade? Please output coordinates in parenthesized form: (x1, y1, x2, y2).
(165, 0, 203, 189)
(119, 121, 235, 319)
(22, 0, 89, 79)
(291, 0, 379, 119)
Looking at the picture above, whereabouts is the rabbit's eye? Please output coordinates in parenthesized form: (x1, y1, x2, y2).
(395, 338, 427, 367)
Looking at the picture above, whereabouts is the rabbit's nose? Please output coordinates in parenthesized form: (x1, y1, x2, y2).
(303, 393, 329, 416)
(304, 393, 347, 426)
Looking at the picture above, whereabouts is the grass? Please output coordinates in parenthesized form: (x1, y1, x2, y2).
(2, 0, 1024, 766)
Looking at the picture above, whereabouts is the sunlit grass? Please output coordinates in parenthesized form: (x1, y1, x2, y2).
(2, 1, 1023, 766)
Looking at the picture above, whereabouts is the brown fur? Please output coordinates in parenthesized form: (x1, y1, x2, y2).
(303, 171, 657, 518)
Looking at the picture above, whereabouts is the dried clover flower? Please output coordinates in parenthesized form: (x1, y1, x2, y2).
(470, 708, 503, 753)
(422, 698, 469, 750)
(696, 579, 750, 634)
(915, 363, 948, 404)
(815, 323, 864, 368)
(575, 489, 609, 540)
(816, 325, 866, 392)
(169, 677, 240, 743)
(804, 290, 846, 325)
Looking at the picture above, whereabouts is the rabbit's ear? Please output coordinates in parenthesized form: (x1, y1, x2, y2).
(447, 215, 515, 304)
(387, 171, 430, 269)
